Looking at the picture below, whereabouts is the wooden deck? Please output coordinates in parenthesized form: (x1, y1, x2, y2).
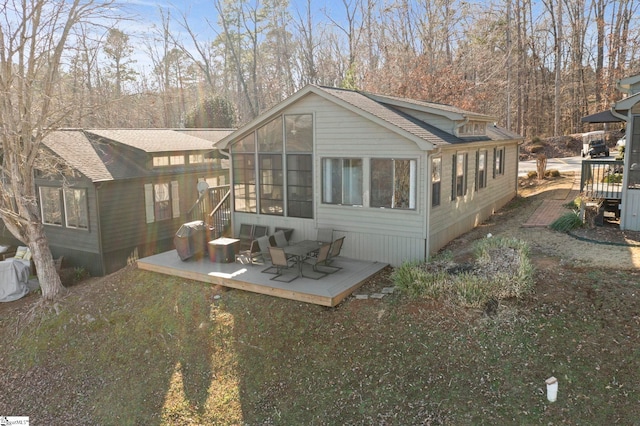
(137, 250, 388, 307)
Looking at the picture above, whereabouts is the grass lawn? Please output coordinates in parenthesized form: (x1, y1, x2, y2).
(1, 257, 639, 424)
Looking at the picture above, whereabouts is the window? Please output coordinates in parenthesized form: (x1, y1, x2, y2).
(39, 186, 89, 229)
(257, 116, 283, 152)
(40, 187, 63, 226)
(259, 154, 284, 215)
(169, 155, 185, 165)
(285, 114, 313, 218)
(494, 147, 505, 177)
(232, 133, 257, 213)
(285, 114, 313, 152)
(233, 154, 257, 213)
(288, 154, 313, 218)
(432, 157, 441, 207)
(64, 188, 89, 229)
(476, 150, 487, 190)
(322, 158, 363, 205)
(144, 181, 180, 223)
(257, 118, 284, 216)
(451, 153, 468, 200)
(370, 159, 416, 209)
(232, 114, 314, 218)
(189, 154, 204, 164)
(153, 155, 185, 167)
(460, 121, 487, 136)
(153, 156, 169, 167)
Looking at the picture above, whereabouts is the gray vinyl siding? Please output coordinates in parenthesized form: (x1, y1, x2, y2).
(229, 92, 519, 267)
(311, 94, 428, 265)
(232, 93, 429, 266)
(428, 143, 518, 253)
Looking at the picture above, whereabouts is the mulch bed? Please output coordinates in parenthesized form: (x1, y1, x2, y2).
(569, 220, 640, 246)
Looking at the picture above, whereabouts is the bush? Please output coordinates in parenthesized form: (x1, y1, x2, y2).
(526, 170, 538, 179)
(393, 237, 534, 306)
(550, 211, 583, 232)
(545, 169, 560, 177)
(603, 174, 622, 184)
(530, 144, 545, 153)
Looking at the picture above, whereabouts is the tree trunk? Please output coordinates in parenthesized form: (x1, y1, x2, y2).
(28, 223, 65, 300)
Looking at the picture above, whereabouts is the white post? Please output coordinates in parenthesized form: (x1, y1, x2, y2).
(545, 376, 558, 402)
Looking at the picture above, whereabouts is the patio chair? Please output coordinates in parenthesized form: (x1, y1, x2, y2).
(236, 224, 270, 263)
(316, 228, 333, 243)
(302, 243, 331, 279)
(273, 230, 289, 247)
(267, 246, 298, 282)
(251, 235, 275, 269)
(253, 225, 269, 239)
(237, 223, 255, 252)
(323, 236, 345, 273)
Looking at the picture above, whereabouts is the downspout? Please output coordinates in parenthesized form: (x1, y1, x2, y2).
(425, 147, 442, 261)
(95, 182, 106, 276)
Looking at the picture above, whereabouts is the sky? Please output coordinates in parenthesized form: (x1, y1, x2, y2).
(117, 0, 342, 73)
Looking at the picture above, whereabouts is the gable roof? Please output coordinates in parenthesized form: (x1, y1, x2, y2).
(42, 128, 227, 183)
(218, 85, 520, 150)
(173, 129, 235, 144)
(86, 129, 217, 153)
(363, 92, 495, 122)
(42, 130, 118, 182)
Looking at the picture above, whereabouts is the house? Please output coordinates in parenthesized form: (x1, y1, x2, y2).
(0, 129, 232, 277)
(611, 74, 640, 230)
(217, 85, 522, 266)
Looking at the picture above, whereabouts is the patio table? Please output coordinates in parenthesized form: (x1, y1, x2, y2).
(283, 240, 324, 276)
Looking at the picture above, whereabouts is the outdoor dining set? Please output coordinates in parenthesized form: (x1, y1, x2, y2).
(235, 224, 345, 282)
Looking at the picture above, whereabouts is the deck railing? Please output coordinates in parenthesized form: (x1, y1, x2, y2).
(580, 159, 624, 200)
(186, 185, 231, 238)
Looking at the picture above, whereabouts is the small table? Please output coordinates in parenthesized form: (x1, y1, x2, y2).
(208, 238, 240, 263)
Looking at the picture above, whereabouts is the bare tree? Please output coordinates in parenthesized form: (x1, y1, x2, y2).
(0, 0, 116, 301)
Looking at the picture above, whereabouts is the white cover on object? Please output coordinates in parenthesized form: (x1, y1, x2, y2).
(0, 258, 31, 302)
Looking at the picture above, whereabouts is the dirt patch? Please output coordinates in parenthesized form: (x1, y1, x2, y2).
(444, 174, 640, 271)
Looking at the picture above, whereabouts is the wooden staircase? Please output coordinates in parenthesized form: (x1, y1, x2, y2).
(186, 185, 231, 239)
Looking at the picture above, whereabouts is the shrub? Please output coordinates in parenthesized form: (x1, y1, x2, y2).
(550, 211, 583, 232)
(530, 144, 545, 153)
(393, 237, 534, 306)
(526, 170, 538, 179)
(603, 174, 622, 184)
(545, 169, 560, 177)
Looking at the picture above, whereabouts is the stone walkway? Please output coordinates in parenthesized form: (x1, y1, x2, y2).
(522, 179, 580, 227)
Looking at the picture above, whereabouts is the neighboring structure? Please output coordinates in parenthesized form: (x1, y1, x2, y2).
(217, 85, 522, 266)
(611, 74, 640, 230)
(0, 129, 232, 276)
